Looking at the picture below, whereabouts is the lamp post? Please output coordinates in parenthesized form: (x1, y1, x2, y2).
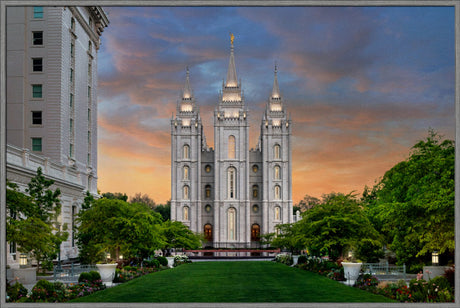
(57, 223, 61, 269)
(432, 251, 439, 266)
(19, 253, 28, 268)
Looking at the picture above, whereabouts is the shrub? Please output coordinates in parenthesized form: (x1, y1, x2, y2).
(52, 281, 66, 302)
(6, 281, 28, 302)
(355, 274, 379, 290)
(297, 255, 307, 264)
(443, 266, 455, 289)
(274, 253, 293, 266)
(78, 272, 92, 283)
(30, 279, 56, 302)
(173, 255, 191, 267)
(430, 276, 452, 293)
(157, 256, 168, 266)
(144, 259, 160, 268)
(89, 270, 101, 283)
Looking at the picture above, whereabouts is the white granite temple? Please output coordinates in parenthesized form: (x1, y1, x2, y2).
(171, 36, 293, 248)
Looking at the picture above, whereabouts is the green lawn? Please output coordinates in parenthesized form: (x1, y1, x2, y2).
(71, 261, 395, 303)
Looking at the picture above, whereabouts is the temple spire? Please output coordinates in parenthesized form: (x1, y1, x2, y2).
(183, 66, 192, 99)
(226, 33, 238, 87)
(271, 64, 280, 99)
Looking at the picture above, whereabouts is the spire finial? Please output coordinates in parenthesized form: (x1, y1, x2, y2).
(230, 32, 234, 46)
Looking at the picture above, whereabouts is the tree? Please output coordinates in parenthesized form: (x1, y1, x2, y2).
(160, 220, 202, 256)
(153, 200, 171, 221)
(269, 223, 304, 254)
(76, 198, 165, 264)
(101, 192, 128, 201)
(130, 193, 155, 209)
(368, 130, 455, 267)
(6, 168, 68, 273)
(297, 192, 382, 261)
(295, 194, 321, 212)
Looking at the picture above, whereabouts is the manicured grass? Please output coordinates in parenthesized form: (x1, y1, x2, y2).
(71, 261, 395, 303)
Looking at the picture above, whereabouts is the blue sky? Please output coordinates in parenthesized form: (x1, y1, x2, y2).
(96, 6, 455, 204)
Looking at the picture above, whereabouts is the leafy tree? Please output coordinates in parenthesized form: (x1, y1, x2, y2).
(269, 223, 304, 254)
(76, 198, 165, 264)
(154, 201, 171, 221)
(130, 193, 155, 209)
(368, 130, 454, 266)
(101, 192, 128, 201)
(160, 220, 202, 256)
(6, 168, 68, 273)
(297, 192, 382, 261)
(81, 191, 95, 210)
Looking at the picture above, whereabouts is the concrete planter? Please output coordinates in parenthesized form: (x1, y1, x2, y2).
(13, 267, 36, 285)
(342, 262, 362, 286)
(292, 255, 299, 266)
(96, 264, 117, 284)
(166, 257, 175, 268)
(423, 266, 451, 280)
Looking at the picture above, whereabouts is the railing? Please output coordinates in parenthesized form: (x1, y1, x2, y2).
(362, 262, 406, 281)
(53, 264, 98, 282)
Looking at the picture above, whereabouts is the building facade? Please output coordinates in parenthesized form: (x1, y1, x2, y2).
(6, 6, 108, 266)
(171, 39, 293, 248)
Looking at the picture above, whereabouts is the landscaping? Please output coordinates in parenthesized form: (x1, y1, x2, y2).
(70, 261, 395, 303)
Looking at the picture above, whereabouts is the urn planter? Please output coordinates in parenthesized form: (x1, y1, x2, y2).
(166, 257, 174, 268)
(342, 262, 362, 286)
(96, 264, 117, 284)
(292, 255, 300, 266)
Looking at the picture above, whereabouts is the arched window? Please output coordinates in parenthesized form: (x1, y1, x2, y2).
(251, 224, 260, 241)
(274, 144, 280, 159)
(228, 208, 236, 241)
(183, 145, 190, 159)
(205, 185, 211, 199)
(252, 185, 259, 199)
(228, 135, 236, 159)
(204, 224, 213, 241)
(183, 166, 189, 180)
(183, 206, 189, 221)
(274, 206, 281, 220)
(274, 165, 280, 180)
(228, 167, 236, 199)
(183, 185, 189, 200)
(274, 185, 281, 199)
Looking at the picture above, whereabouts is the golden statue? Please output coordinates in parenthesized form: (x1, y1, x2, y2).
(230, 32, 234, 45)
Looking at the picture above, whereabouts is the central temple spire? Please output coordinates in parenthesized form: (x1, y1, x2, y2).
(271, 65, 280, 99)
(226, 33, 238, 87)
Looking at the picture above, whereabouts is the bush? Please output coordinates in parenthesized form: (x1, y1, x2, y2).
(173, 255, 191, 267)
(30, 279, 56, 302)
(157, 256, 168, 266)
(355, 274, 379, 290)
(297, 255, 307, 264)
(89, 270, 101, 282)
(274, 253, 293, 266)
(6, 281, 28, 302)
(78, 272, 93, 283)
(144, 259, 160, 268)
(443, 266, 455, 289)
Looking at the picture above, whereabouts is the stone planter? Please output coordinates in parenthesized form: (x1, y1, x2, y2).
(342, 262, 362, 286)
(423, 266, 451, 280)
(13, 267, 36, 285)
(96, 264, 117, 284)
(292, 255, 299, 266)
(166, 257, 175, 268)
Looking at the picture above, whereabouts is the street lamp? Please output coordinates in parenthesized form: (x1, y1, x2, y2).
(432, 251, 439, 265)
(19, 253, 28, 267)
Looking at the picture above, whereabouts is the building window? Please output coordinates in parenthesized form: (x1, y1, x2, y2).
(71, 43, 74, 58)
(228, 208, 236, 241)
(88, 109, 91, 122)
(70, 68, 73, 82)
(204, 224, 213, 241)
(70, 143, 74, 157)
(274, 185, 281, 199)
(205, 204, 212, 213)
(274, 206, 281, 220)
(252, 204, 259, 213)
(70, 93, 73, 108)
(251, 224, 260, 241)
(274, 144, 280, 159)
(32, 31, 43, 45)
(274, 165, 280, 180)
(31, 138, 42, 151)
(183, 206, 189, 221)
(32, 58, 43, 72)
(88, 86, 91, 99)
(183, 186, 189, 200)
(252, 185, 259, 199)
(32, 84, 42, 98)
(228, 135, 236, 159)
(9, 241, 17, 260)
(205, 165, 211, 173)
(71, 17, 75, 31)
(183, 145, 190, 159)
(252, 164, 258, 173)
(70, 118, 73, 133)
(33, 6, 44, 18)
(183, 166, 189, 180)
(87, 131, 91, 144)
(228, 167, 236, 199)
(87, 153, 91, 165)
(88, 62, 92, 77)
(32, 111, 42, 125)
(71, 206, 77, 247)
(205, 185, 211, 199)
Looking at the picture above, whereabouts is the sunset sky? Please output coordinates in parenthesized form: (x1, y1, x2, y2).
(96, 6, 455, 205)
